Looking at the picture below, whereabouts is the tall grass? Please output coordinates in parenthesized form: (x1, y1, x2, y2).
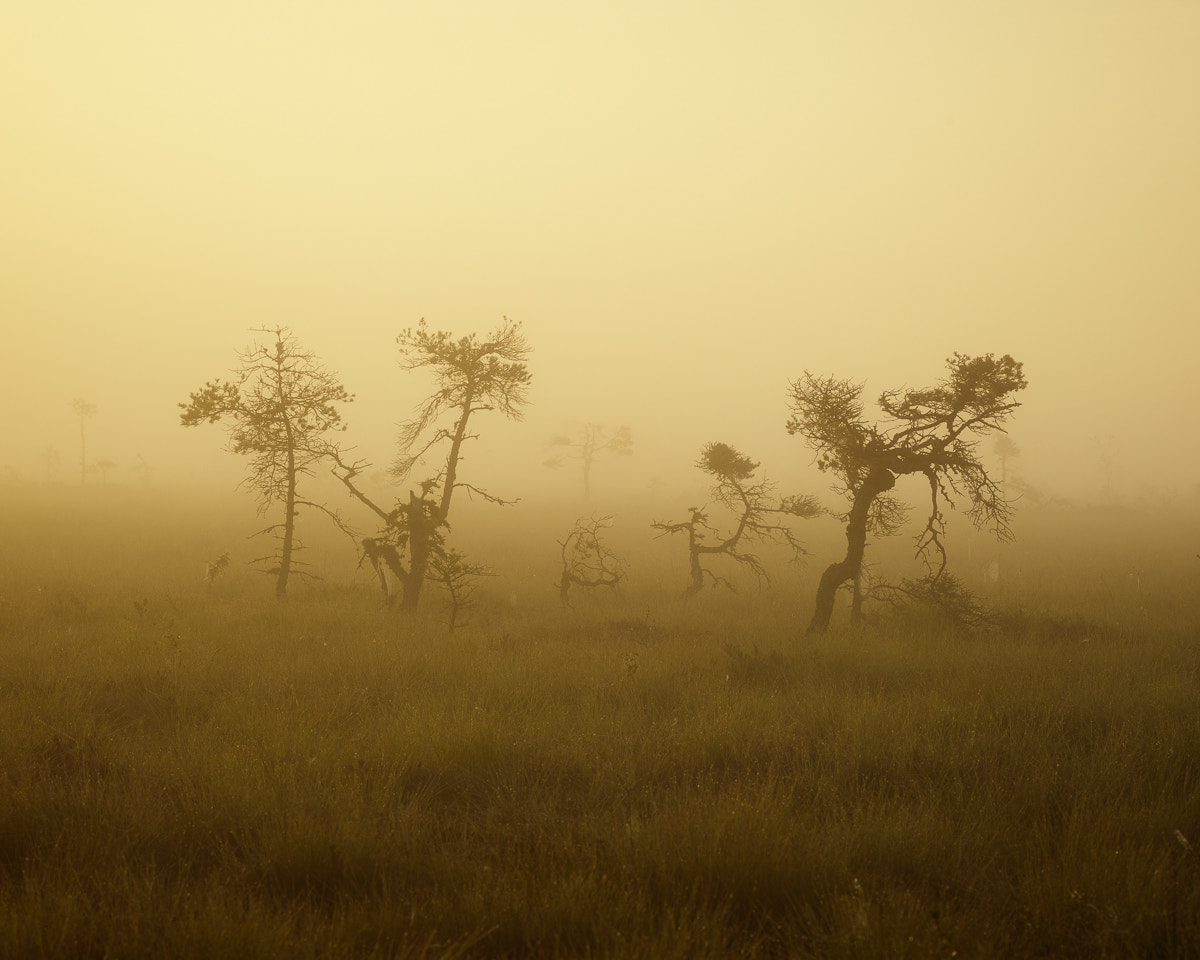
(1, 486, 1198, 957)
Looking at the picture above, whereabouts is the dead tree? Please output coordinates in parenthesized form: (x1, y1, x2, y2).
(557, 515, 625, 605)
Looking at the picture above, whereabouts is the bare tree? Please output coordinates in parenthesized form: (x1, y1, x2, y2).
(544, 423, 633, 499)
(786, 353, 1027, 635)
(332, 318, 531, 614)
(557, 515, 626, 605)
(180, 327, 353, 600)
(652, 442, 820, 597)
(94, 459, 118, 484)
(69, 399, 96, 485)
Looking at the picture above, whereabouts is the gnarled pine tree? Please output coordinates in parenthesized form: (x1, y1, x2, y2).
(786, 353, 1027, 635)
(652, 442, 820, 597)
(332, 318, 531, 613)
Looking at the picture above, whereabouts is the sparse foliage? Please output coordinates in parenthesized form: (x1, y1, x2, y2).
(652, 442, 820, 597)
(180, 327, 353, 600)
(557, 515, 626, 605)
(332, 318, 531, 614)
(787, 353, 1027, 634)
(544, 423, 633, 499)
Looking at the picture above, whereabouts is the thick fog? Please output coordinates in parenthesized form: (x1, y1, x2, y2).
(3, 1, 1198, 509)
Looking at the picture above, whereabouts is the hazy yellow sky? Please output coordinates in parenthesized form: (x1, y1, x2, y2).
(3, 0, 1198, 504)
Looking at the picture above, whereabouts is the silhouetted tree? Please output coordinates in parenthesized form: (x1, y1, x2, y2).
(94, 459, 118, 484)
(205, 552, 231, 593)
(132, 453, 153, 485)
(786, 353, 1027, 635)
(332, 318, 531, 614)
(557, 515, 625, 605)
(544, 423, 633, 499)
(992, 435, 1021, 486)
(180, 327, 353, 600)
(69, 399, 96, 485)
(39, 446, 61, 483)
(652, 442, 820, 597)
(1092, 435, 1117, 504)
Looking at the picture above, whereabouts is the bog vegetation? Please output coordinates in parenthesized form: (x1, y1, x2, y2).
(0, 482, 1198, 959)
(3, 330, 1198, 957)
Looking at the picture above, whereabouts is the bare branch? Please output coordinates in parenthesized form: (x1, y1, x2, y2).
(558, 515, 626, 604)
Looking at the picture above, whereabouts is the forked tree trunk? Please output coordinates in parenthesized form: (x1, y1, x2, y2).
(685, 545, 704, 596)
(807, 466, 895, 635)
(402, 394, 473, 614)
(400, 491, 439, 615)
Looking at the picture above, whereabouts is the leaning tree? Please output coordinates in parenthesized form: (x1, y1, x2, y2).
(332, 318, 531, 614)
(652, 442, 820, 597)
(180, 327, 353, 600)
(786, 352, 1027, 635)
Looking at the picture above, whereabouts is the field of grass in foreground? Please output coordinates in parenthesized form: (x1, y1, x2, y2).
(1, 488, 1198, 957)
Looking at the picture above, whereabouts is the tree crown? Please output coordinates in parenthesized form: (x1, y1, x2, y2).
(393, 318, 531, 481)
(787, 353, 1027, 573)
(179, 327, 352, 509)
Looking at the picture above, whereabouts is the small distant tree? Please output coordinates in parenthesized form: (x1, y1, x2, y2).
(1092, 435, 1117, 504)
(992, 435, 1021, 486)
(205, 552, 231, 593)
(131, 454, 153, 485)
(652, 442, 820, 597)
(332, 318, 532, 614)
(94, 459, 118, 484)
(180, 327, 353, 600)
(69, 399, 96, 485)
(427, 548, 493, 631)
(544, 423, 633, 499)
(39, 446, 61, 483)
(557, 515, 625, 605)
(786, 353, 1027, 635)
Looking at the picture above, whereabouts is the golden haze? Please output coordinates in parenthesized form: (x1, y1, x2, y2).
(1, 1, 1197, 503)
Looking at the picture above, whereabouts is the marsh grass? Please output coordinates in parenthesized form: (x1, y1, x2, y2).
(1, 487, 1198, 957)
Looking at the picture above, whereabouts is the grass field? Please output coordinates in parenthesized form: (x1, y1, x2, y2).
(1, 485, 1198, 958)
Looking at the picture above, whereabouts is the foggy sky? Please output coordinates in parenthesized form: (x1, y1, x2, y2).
(2, 1, 1198, 506)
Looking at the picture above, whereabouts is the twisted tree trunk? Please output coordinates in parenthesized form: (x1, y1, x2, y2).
(806, 466, 895, 635)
